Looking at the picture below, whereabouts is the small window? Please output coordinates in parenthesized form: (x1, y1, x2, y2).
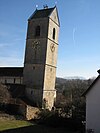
(5, 79, 7, 84)
(53, 28, 56, 40)
(33, 66, 35, 70)
(31, 90, 33, 95)
(14, 78, 15, 84)
(35, 26, 40, 36)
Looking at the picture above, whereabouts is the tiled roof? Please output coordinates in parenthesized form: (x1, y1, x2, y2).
(0, 67, 23, 77)
(29, 7, 55, 20)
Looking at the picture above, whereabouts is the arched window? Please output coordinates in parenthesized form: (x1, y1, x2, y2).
(35, 26, 40, 36)
(53, 28, 56, 40)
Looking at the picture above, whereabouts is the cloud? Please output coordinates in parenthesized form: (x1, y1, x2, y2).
(73, 27, 77, 45)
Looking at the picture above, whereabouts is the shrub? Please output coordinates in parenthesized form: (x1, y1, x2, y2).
(36, 109, 85, 131)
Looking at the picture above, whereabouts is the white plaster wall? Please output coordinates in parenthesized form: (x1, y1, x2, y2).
(86, 78, 100, 133)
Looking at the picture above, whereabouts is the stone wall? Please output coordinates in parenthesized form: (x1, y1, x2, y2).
(26, 105, 40, 120)
(23, 7, 59, 110)
(19, 104, 40, 120)
(43, 90, 56, 110)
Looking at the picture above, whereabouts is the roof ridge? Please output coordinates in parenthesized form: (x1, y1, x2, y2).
(29, 7, 55, 20)
(37, 7, 54, 11)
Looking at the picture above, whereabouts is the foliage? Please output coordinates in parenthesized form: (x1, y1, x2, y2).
(36, 109, 84, 131)
(55, 78, 94, 120)
(36, 109, 57, 123)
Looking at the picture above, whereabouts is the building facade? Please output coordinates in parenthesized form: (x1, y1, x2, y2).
(83, 70, 100, 133)
(0, 67, 23, 84)
(0, 6, 60, 110)
(23, 6, 60, 109)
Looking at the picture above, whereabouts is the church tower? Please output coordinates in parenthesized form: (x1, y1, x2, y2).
(23, 6, 60, 109)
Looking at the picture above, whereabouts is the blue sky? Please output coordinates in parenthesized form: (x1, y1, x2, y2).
(0, 0, 100, 79)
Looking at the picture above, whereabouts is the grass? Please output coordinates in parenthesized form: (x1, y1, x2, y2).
(0, 119, 76, 133)
(0, 119, 33, 131)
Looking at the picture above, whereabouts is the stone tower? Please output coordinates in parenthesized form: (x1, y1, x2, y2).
(23, 6, 60, 110)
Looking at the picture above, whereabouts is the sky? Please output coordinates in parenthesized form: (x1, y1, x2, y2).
(0, 0, 100, 79)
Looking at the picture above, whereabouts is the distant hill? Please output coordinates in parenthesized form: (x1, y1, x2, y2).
(56, 76, 86, 84)
(64, 76, 86, 80)
(56, 76, 95, 93)
(56, 77, 67, 84)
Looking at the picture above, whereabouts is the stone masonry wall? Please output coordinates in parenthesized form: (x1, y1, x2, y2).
(26, 105, 40, 120)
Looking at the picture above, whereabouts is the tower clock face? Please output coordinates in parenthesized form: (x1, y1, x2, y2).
(32, 40, 40, 60)
(50, 43, 55, 52)
(32, 40, 40, 49)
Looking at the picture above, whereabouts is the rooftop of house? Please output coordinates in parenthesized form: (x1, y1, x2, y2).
(82, 69, 100, 96)
(0, 67, 23, 77)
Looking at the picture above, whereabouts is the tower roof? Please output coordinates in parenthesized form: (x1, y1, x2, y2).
(29, 7, 55, 20)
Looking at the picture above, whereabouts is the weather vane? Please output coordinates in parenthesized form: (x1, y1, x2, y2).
(43, 4, 48, 9)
